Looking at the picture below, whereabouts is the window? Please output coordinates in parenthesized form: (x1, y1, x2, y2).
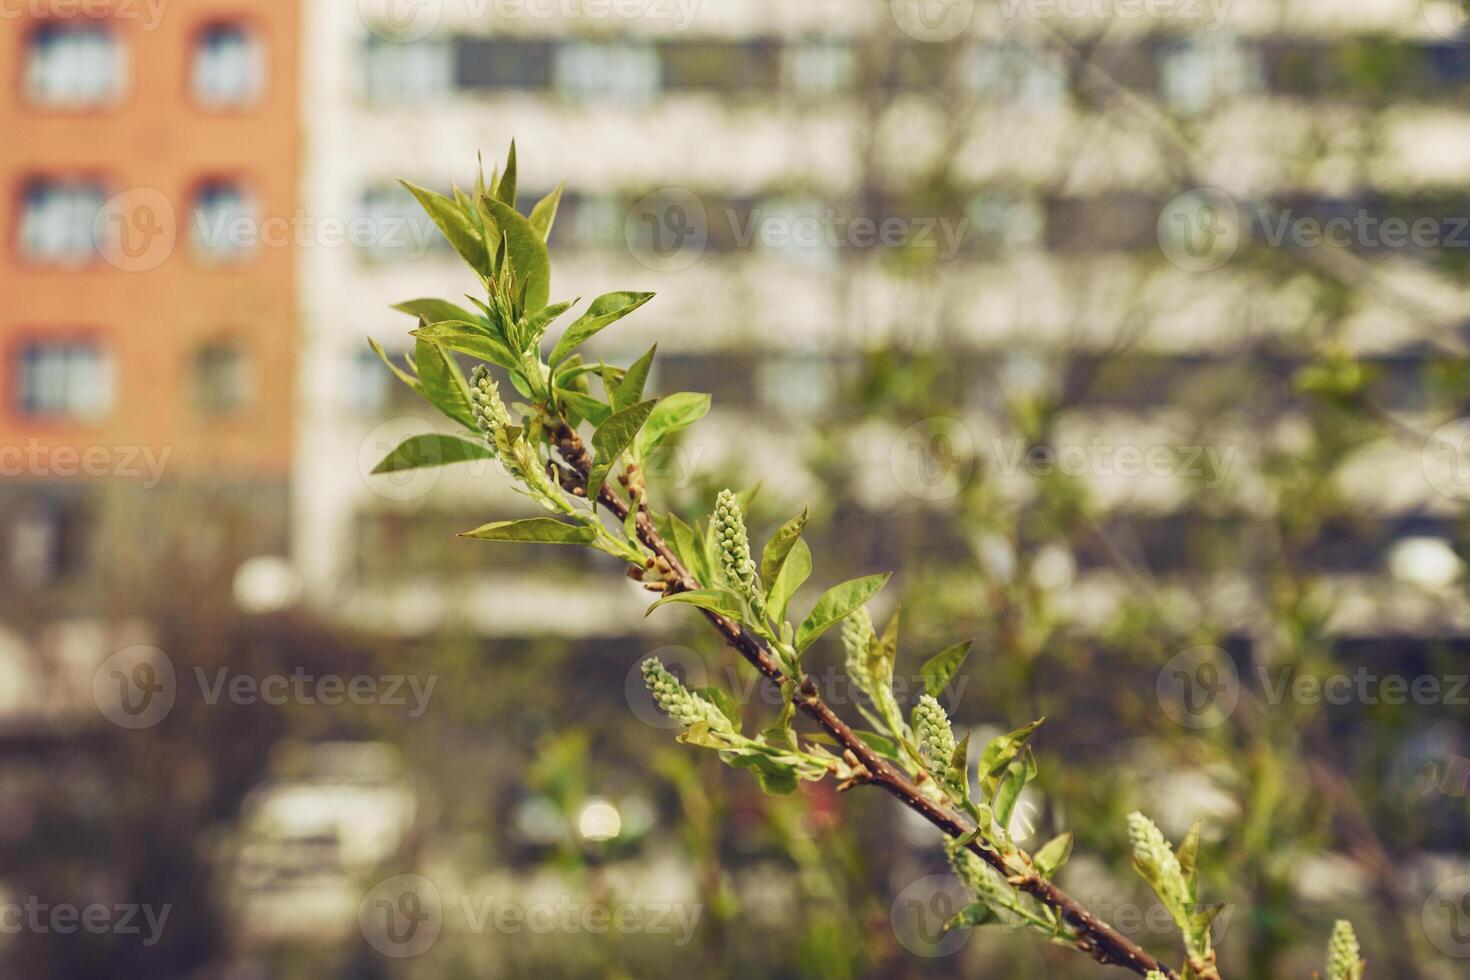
(194, 344, 252, 416)
(554, 41, 660, 103)
(25, 23, 126, 108)
(10, 497, 89, 589)
(967, 191, 1045, 256)
(14, 342, 114, 420)
(193, 23, 265, 108)
(349, 349, 391, 416)
(565, 194, 622, 249)
(19, 178, 105, 265)
(191, 179, 257, 261)
(965, 41, 1067, 107)
(1159, 37, 1264, 115)
(359, 184, 443, 261)
(455, 38, 552, 91)
(784, 41, 855, 96)
(754, 197, 836, 267)
(364, 35, 451, 101)
(663, 41, 777, 91)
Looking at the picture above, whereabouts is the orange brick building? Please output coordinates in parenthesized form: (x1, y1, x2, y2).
(0, 0, 299, 586)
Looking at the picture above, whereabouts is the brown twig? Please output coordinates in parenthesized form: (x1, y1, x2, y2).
(552, 422, 1182, 979)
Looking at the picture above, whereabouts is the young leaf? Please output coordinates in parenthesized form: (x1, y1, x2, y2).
(645, 589, 745, 621)
(635, 391, 711, 456)
(394, 298, 485, 326)
(613, 344, 657, 412)
(759, 507, 809, 589)
(993, 747, 1037, 827)
(548, 291, 655, 367)
(979, 718, 1045, 782)
(371, 434, 494, 474)
(670, 513, 713, 587)
(587, 399, 658, 503)
(731, 751, 799, 796)
(369, 337, 421, 392)
(522, 299, 576, 349)
(412, 321, 519, 371)
(414, 335, 475, 428)
(481, 197, 551, 312)
(1034, 832, 1074, 879)
(459, 518, 597, 544)
(400, 179, 486, 275)
(695, 686, 742, 728)
(529, 182, 564, 241)
(768, 537, 811, 625)
(852, 729, 900, 759)
(921, 640, 974, 698)
(497, 140, 517, 207)
(795, 573, 892, 652)
(556, 389, 612, 427)
(946, 902, 998, 932)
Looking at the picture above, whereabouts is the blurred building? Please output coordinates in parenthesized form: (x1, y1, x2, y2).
(0, 1, 300, 695)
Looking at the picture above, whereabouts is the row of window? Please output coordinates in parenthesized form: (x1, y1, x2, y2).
(18, 178, 255, 266)
(364, 35, 1470, 111)
(24, 21, 263, 110)
(10, 342, 250, 421)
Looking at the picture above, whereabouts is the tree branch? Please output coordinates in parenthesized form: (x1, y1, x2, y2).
(553, 422, 1181, 979)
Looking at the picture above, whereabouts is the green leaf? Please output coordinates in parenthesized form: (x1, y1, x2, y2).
(921, 641, 973, 698)
(635, 391, 711, 456)
(795, 573, 892, 652)
(759, 507, 809, 589)
(731, 752, 799, 796)
(695, 686, 742, 729)
(613, 344, 657, 412)
(1034, 832, 1073, 879)
(415, 335, 475, 428)
(459, 518, 596, 544)
(946, 902, 998, 932)
(497, 140, 517, 207)
(522, 299, 575, 349)
(548, 291, 655, 367)
(1176, 819, 1202, 878)
(394, 298, 485, 326)
(979, 719, 1045, 782)
(852, 729, 900, 760)
(993, 747, 1036, 827)
(645, 589, 745, 621)
(368, 337, 421, 392)
(371, 434, 494, 474)
(761, 696, 798, 751)
(412, 321, 519, 371)
(400, 179, 486, 275)
(481, 196, 550, 312)
(768, 538, 811, 625)
(588, 399, 657, 503)
(948, 730, 972, 797)
(529, 182, 564, 241)
(670, 513, 712, 586)
(556, 389, 612, 428)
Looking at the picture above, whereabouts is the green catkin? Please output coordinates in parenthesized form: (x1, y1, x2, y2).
(469, 365, 512, 437)
(713, 489, 766, 618)
(1328, 920, 1363, 980)
(642, 658, 735, 735)
(1127, 812, 1189, 914)
(914, 694, 957, 774)
(841, 607, 873, 694)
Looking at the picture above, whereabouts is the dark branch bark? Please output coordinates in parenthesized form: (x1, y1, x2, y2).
(553, 422, 1181, 979)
